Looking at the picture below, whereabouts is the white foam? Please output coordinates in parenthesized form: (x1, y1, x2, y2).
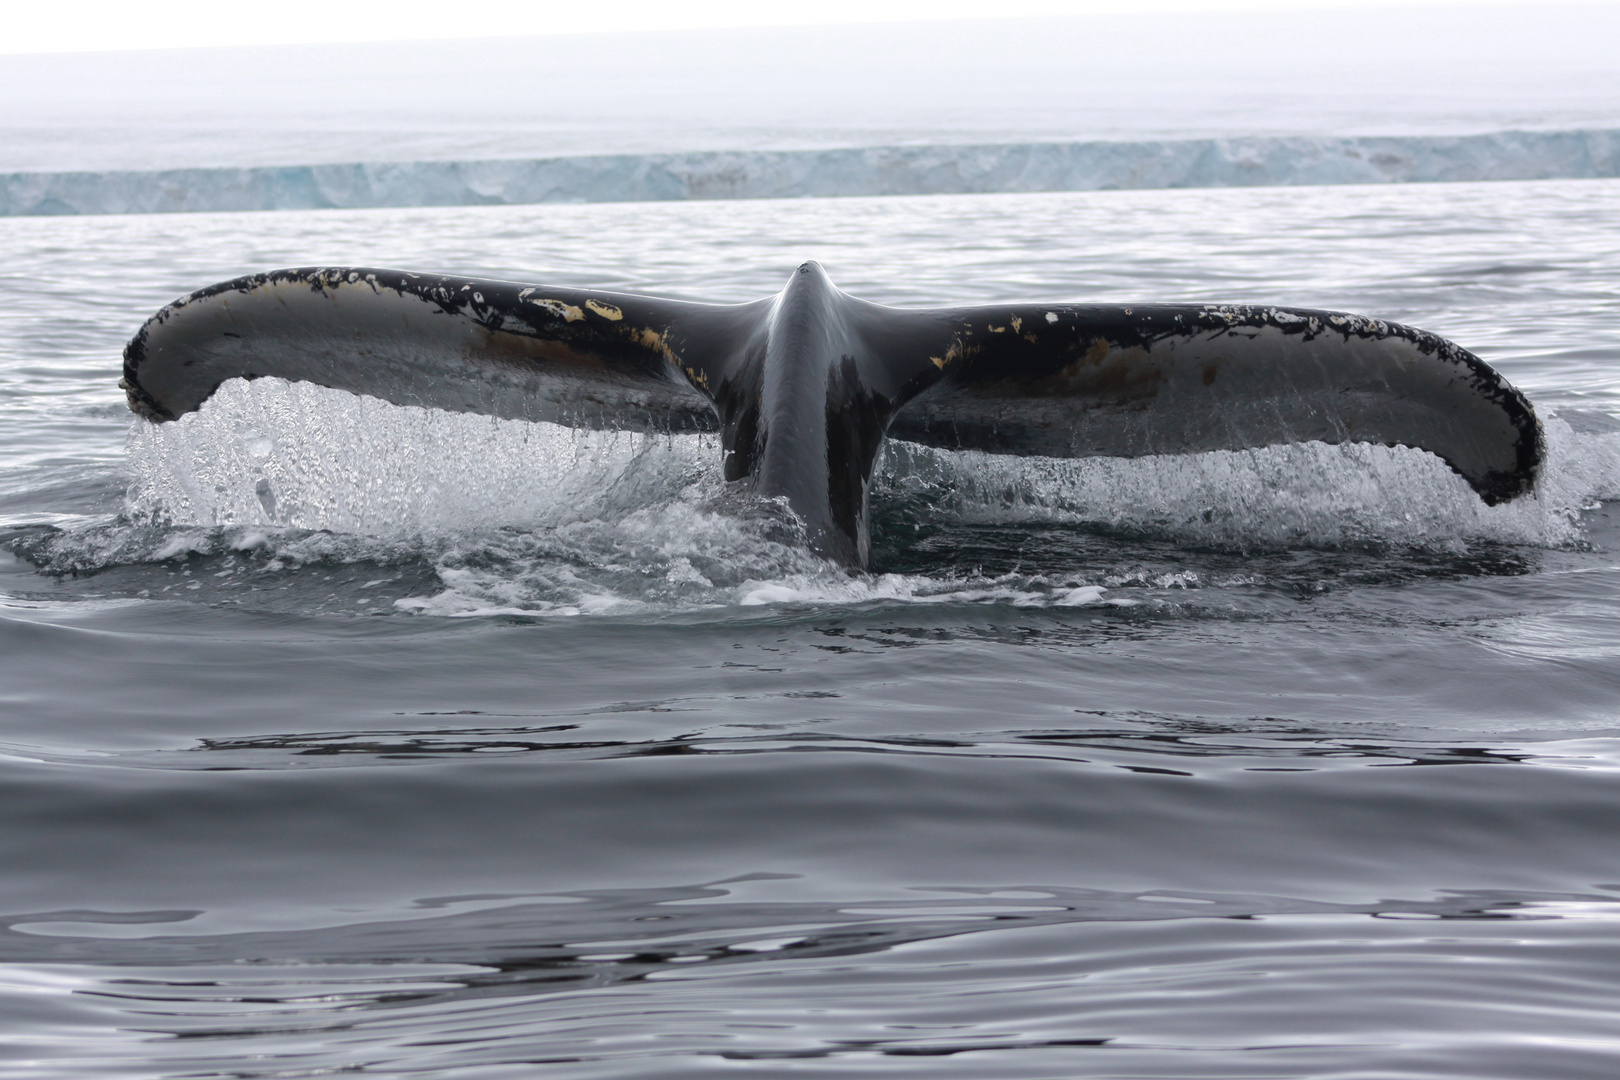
(126, 377, 716, 535)
(108, 378, 1620, 617)
(879, 414, 1620, 551)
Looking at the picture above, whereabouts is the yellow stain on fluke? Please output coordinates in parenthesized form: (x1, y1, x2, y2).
(632, 324, 695, 383)
(586, 300, 624, 321)
(930, 337, 979, 371)
(519, 290, 584, 322)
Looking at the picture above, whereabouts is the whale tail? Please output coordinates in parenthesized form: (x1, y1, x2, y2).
(123, 263, 1543, 567)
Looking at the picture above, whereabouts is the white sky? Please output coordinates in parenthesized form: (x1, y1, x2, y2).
(0, 0, 1572, 54)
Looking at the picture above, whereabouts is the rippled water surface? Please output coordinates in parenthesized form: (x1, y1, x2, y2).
(4, 180, 1620, 1078)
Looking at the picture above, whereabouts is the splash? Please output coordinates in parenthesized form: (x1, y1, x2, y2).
(125, 377, 720, 535)
(878, 415, 1620, 551)
(34, 378, 1616, 617)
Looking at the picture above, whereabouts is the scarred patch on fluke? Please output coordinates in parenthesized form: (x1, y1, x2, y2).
(122, 263, 1542, 568)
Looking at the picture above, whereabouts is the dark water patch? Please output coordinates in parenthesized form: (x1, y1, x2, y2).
(153, 724, 1538, 772)
(871, 515, 1542, 586)
(6, 741, 1620, 925)
(1015, 724, 1537, 769)
(5, 882, 1611, 972)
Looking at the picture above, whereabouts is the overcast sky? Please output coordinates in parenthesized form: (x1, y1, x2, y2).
(1, 0, 1577, 54)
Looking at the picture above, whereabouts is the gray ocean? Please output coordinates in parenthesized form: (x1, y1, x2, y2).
(5, 11, 1620, 1078)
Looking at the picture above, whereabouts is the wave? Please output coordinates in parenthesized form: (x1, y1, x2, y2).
(4, 129, 1618, 217)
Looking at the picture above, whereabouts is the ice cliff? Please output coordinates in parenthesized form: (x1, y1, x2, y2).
(5, 129, 1617, 217)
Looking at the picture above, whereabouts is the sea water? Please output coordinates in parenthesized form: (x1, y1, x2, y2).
(4, 178, 1620, 1076)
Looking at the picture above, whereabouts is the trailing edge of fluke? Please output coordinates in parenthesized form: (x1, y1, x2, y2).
(122, 262, 1542, 568)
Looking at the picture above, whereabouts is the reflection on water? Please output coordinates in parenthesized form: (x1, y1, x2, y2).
(180, 724, 1535, 771)
(8, 881, 1620, 1079)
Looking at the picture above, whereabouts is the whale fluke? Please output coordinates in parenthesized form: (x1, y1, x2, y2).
(123, 263, 1542, 568)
